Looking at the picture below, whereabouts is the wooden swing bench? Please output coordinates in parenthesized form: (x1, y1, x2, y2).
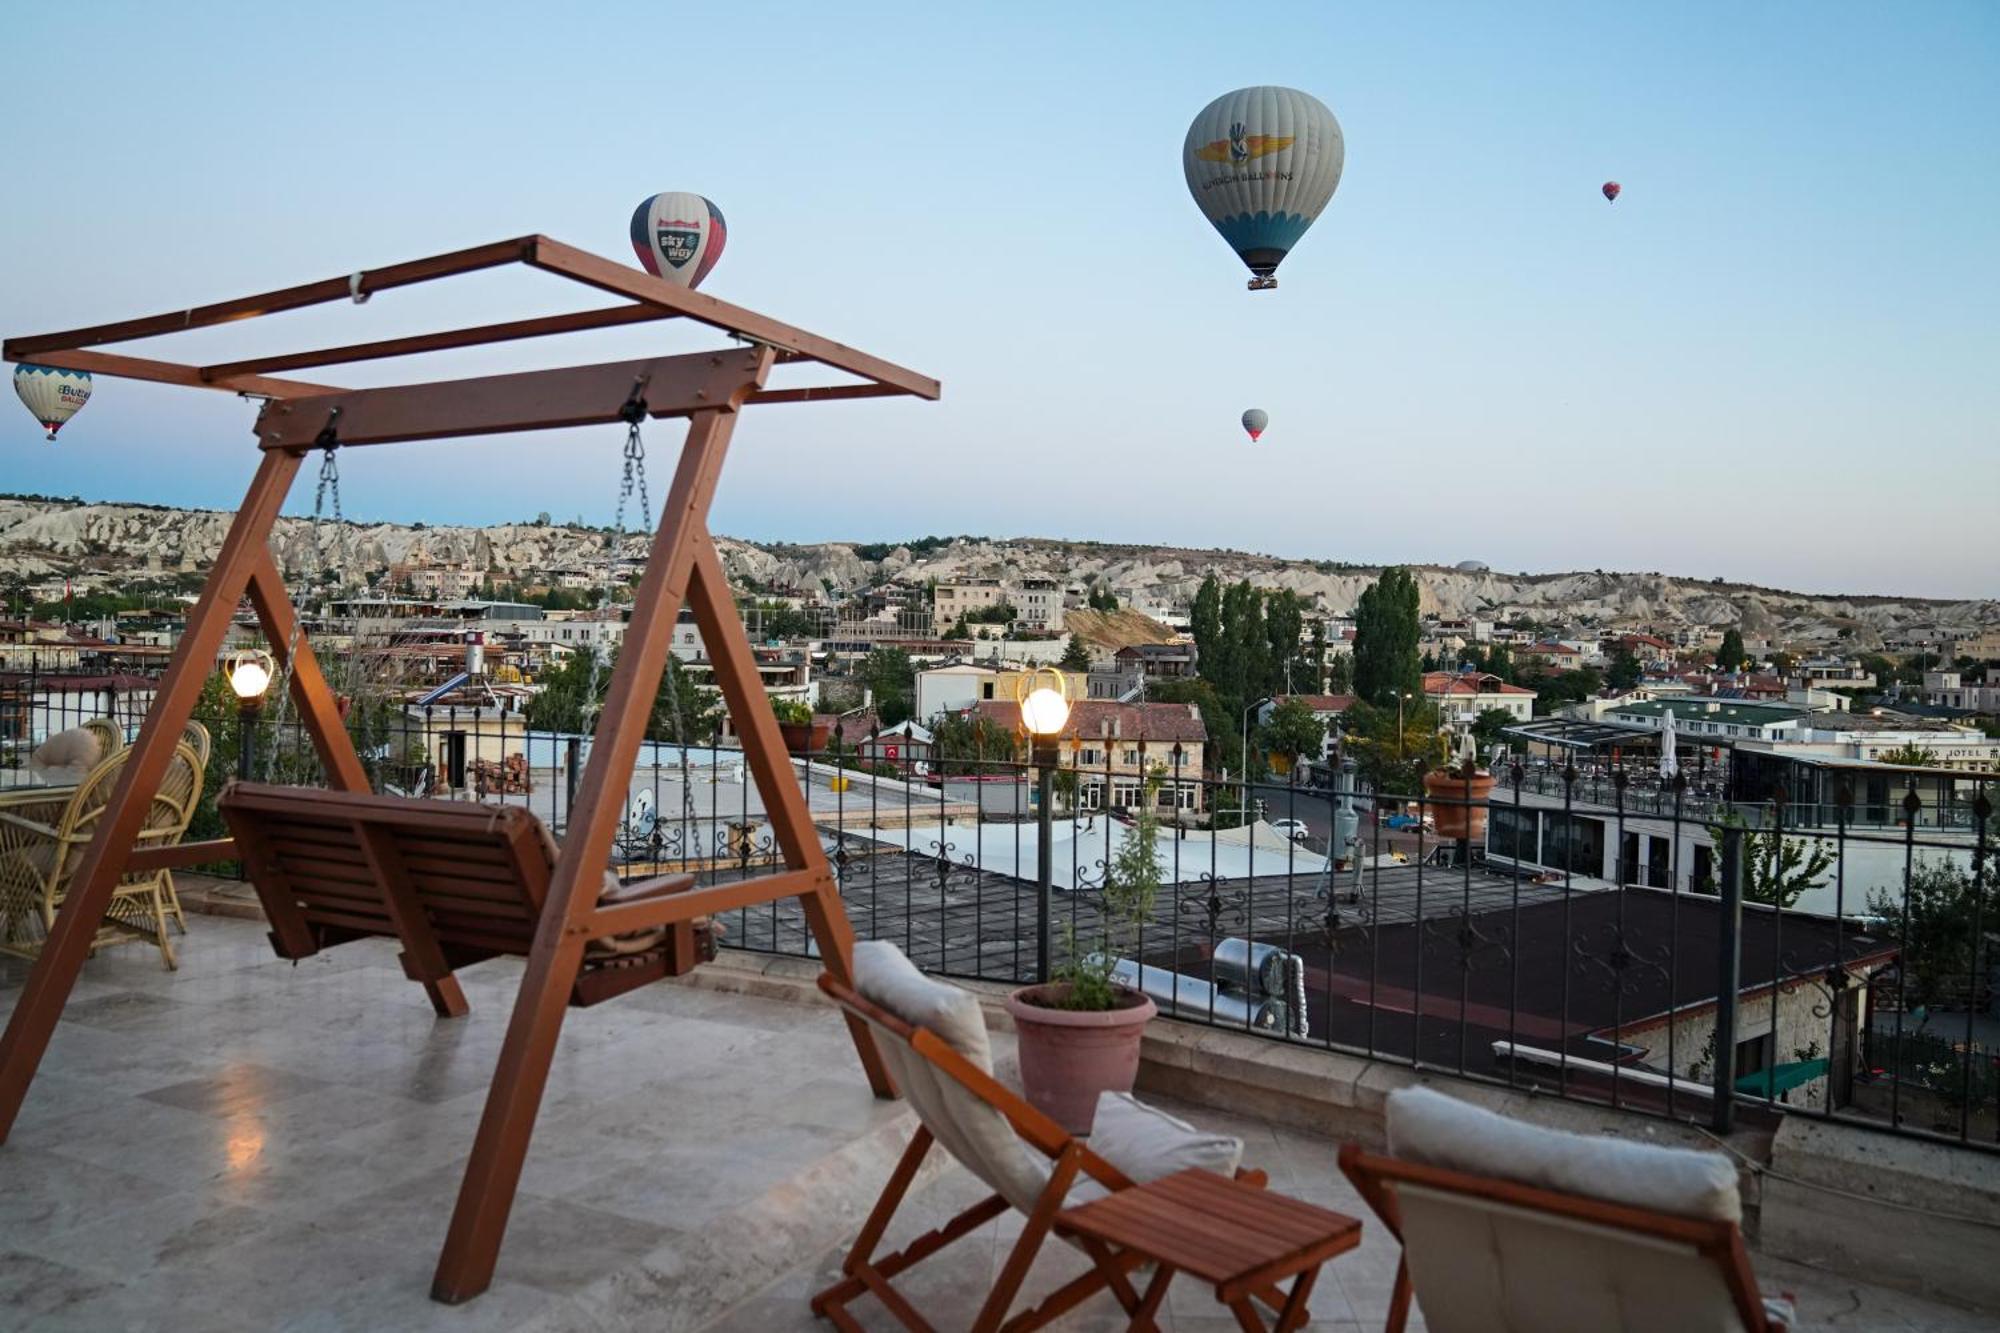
(220, 782, 714, 1017)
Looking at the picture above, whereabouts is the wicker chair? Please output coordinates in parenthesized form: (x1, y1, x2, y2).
(80, 716, 127, 758)
(0, 741, 205, 971)
(158, 719, 214, 931)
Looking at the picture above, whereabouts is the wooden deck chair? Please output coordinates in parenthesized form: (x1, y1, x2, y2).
(1338, 1087, 1792, 1333)
(815, 941, 1294, 1333)
(218, 781, 717, 1017)
(0, 741, 203, 971)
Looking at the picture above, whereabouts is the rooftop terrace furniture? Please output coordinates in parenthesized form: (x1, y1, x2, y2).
(816, 941, 1312, 1332)
(217, 781, 711, 1016)
(1339, 1086, 1792, 1333)
(0, 741, 202, 971)
(80, 717, 126, 761)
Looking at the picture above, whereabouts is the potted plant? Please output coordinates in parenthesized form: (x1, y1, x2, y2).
(1422, 732, 1496, 842)
(1004, 769, 1162, 1134)
(768, 695, 828, 754)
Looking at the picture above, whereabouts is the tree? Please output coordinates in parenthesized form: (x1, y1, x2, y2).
(1717, 628, 1746, 672)
(524, 647, 606, 734)
(1258, 699, 1326, 767)
(1876, 743, 1940, 767)
(651, 657, 720, 743)
(1059, 634, 1093, 672)
(1868, 848, 1998, 1010)
(1770, 650, 1797, 675)
(1352, 567, 1422, 710)
(860, 647, 915, 723)
(1343, 698, 1444, 798)
(1086, 585, 1119, 612)
(1469, 707, 1516, 750)
(1606, 645, 1642, 691)
(929, 708, 1017, 773)
(1326, 653, 1355, 695)
(1703, 813, 1835, 908)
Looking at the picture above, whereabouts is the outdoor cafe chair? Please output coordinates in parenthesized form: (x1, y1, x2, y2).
(0, 740, 204, 971)
(1340, 1086, 1793, 1332)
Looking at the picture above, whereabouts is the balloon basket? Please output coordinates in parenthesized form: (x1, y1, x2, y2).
(1247, 276, 1278, 291)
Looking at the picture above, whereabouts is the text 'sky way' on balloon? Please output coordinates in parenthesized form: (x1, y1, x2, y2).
(13, 364, 92, 442)
(1602, 181, 1622, 203)
(1242, 408, 1269, 442)
(1184, 86, 1344, 291)
(629, 192, 727, 289)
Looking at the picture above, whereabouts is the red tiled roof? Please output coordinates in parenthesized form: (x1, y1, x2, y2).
(973, 698, 1207, 743)
(1275, 693, 1356, 713)
(1422, 671, 1535, 697)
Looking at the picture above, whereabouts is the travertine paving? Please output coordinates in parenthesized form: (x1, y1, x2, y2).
(0, 916, 1989, 1331)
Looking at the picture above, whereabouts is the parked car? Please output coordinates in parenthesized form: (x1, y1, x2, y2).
(1271, 818, 1310, 844)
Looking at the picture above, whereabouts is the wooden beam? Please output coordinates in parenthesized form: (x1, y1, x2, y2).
(245, 550, 375, 793)
(2, 348, 343, 399)
(585, 868, 825, 935)
(433, 374, 771, 1305)
(686, 534, 893, 1098)
(200, 304, 667, 381)
(4, 237, 536, 358)
(747, 383, 909, 406)
(0, 448, 305, 1142)
(529, 237, 940, 401)
(255, 349, 770, 450)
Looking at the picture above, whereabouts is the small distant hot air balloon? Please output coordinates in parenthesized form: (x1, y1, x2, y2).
(13, 364, 92, 442)
(1184, 86, 1344, 291)
(1602, 181, 1622, 203)
(629, 192, 727, 289)
(1242, 408, 1269, 442)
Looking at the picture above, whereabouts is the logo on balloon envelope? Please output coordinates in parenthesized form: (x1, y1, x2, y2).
(1194, 132, 1294, 164)
(654, 220, 703, 269)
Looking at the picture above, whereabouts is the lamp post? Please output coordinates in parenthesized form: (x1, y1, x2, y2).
(227, 650, 274, 782)
(1394, 690, 1412, 761)
(1019, 668, 1072, 984)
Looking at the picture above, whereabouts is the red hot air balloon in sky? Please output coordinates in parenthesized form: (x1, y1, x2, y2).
(1602, 181, 1622, 203)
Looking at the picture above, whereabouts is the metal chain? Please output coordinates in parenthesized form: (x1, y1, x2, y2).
(260, 445, 341, 779)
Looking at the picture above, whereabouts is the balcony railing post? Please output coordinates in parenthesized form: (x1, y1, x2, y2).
(1711, 822, 1746, 1132)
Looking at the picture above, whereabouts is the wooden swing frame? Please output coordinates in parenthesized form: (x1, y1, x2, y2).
(0, 235, 937, 1303)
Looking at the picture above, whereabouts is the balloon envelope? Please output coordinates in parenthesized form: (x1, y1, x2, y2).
(629, 192, 727, 289)
(1184, 86, 1343, 289)
(1242, 408, 1269, 441)
(1602, 181, 1621, 202)
(13, 364, 92, 441)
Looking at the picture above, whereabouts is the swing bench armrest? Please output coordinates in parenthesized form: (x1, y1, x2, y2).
(586, 872, 701, 938)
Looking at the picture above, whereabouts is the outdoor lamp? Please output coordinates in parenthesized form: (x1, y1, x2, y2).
(228, 651, 274, 707)
(1017, 667, 1071, 767)
(1016, 665, 1071, 985)
(225, 649, 275, 782)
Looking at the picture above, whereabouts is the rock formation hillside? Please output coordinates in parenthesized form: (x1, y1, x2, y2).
(2, 496, 1992, 650)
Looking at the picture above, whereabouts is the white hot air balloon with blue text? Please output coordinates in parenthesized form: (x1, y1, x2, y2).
(629, 192, 727, 290)
(13, 364, 93, 441)
(1183, 86, 1344, 290)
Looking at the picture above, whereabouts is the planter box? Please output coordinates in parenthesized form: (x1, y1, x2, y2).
(1422, 770, 1496, 842)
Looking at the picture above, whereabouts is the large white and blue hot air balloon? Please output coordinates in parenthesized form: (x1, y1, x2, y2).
(628, 192, 727, 290)
(1183, 86, 1344, 290)
(13, 364, 92, 441)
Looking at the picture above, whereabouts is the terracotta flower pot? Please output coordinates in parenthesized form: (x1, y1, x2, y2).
(1423, 769, 1497, 842)
(1005, 983, 1157, 1134)
(777, 719, 830, 755)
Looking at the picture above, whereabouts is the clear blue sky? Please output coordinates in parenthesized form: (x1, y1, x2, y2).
(3, 2, 1995, 599)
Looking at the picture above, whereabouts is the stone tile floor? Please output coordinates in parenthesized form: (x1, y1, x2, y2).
(0, 917, 1992, 1331)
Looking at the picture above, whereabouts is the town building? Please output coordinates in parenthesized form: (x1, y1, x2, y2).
(931, 579, 1008, 634)
(1422, 670, 1535, 726)
(1924, 671, 2000, 714)
(973, 698, 1208, 815)
(1257, 694, 1356, 762)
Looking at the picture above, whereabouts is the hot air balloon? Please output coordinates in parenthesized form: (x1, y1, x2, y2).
(1241, 408, 1269, 442)
(13, 364, 92, 442)
(629, 192, 727, 289)
(1602, 181, 1621, 203)
(1184, 86, 1344, 291)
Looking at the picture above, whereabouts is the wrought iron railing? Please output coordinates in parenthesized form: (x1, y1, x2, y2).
(5, 678, 1994, 1156)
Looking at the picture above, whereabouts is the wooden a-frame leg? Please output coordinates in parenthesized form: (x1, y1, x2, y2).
(432, 399, 768, 1304)
(972, 1144, 1083, 1333)
(0, 448, 306, 1142)
(686, 537, 892, 1097)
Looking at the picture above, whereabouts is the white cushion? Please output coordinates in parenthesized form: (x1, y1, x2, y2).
(1387, 1086, 1741, 1223)
(1087, 1092, 1243, 1183)
(852, 939, 993, 1072)
(30, 728, 100, 776)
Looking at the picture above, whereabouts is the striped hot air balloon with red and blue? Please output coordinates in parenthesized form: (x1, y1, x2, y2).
(629, 192, 727, 290)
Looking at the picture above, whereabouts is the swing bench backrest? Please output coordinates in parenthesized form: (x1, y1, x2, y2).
(219, 781, 702, 1007)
